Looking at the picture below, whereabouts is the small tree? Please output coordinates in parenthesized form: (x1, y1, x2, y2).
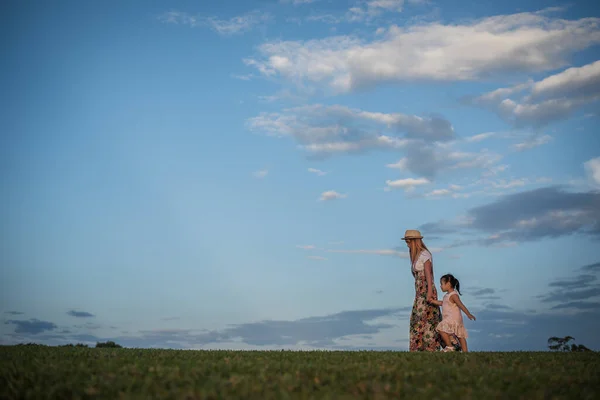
(548, 336, 574, 351)
(570, 343, 592, 352)
(548, 336, 591, 352)
(95, 341, 122, 348)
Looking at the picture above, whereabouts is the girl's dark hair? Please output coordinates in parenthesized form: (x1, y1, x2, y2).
(441, 274, 461, 295)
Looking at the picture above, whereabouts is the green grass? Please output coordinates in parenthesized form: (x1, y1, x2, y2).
(1, 346, 599, 399)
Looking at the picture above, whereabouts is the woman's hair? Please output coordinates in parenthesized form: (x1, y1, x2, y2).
(409, 238, 431, 267)
(441, 274, 461, 295)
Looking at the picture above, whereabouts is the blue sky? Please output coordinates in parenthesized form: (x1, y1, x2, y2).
(1, 0, 599, 351)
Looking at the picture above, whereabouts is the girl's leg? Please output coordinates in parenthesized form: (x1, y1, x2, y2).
(438, 331, 452, 348)
(458, 338, 468, 352)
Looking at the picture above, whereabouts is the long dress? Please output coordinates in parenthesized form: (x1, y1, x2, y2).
(409, 249, 442, 352)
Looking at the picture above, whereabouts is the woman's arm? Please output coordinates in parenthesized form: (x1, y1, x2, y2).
(424, 259, 434, 302)
(450, 295, 476, 320)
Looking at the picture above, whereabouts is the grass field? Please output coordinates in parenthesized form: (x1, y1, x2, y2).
(1, 345, 599, 399)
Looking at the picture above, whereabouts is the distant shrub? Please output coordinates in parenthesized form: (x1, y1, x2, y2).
(95, 341, 122, 348)
(548, 336, 592, 352)
(16, 343, 47, 347)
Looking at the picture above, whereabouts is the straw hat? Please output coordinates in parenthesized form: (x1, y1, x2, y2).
(402, 229, 423, 240)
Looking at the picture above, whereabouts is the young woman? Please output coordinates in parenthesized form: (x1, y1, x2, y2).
(404, 229, 443, 352)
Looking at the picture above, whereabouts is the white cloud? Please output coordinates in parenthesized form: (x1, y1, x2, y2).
(471, 60, 600, 128)
(281, 0, 318, 4)
(307, 0, 428, 25)
(426, 188, 451, 197)
(420, 183, 470, 199)
(253, 169, 269, 178)
(319, 190, 347, 201)
(368, 0, 405, 12)
(349, 0, 405, 22)
(424, 184, 467, 198)
(308, 168, 327, 176)
(326, 246, 442, 257)
(247, 105, 505, 181)
(244, 10, 600, 93)
(327, 249, 407, 257)
(246, 104, 454, 159)
(466, 132, 496, 142)
(482, 164, 509, 177)
(307, 255, 327, 260)
(512, 135, 552, 151)
(231, 74, 254, 81)
(385, 146, 503, 180)
(529, 60, 600, 101)
(297, 245, 316, 250)
(386, 159, 408, 169)
(159, 10, 270, 35)
(490, 179, 528, 189)
(385, 177, 429, 192)
(584, 157, 600, 187)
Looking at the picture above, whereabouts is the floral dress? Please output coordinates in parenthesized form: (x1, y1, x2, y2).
(408, 250, 443, 351)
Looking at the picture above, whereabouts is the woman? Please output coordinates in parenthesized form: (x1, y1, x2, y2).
(403, 229, 446, 352)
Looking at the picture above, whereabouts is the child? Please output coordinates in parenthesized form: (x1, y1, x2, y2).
(429, 274, 475, 352)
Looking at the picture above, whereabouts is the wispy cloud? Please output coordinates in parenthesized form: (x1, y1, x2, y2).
(466, 132, 497, 143)
(326, 248, 407, 257)
(385, 147, 502, 181)
(247, 104, 453, 156)
(296, 244, 316, 250)
(246, 104, 495, 181)
(280, 0, 319, 5)
(253, 169, 269, 178)
(159, 10, 271, 36)
(319, 190, 347, 201)
(348, 0, 405, 22)
(424, 184, 467, 199)
(308, 168, 327, 176)
(385, 177, 430, 192)
(308, 0, 430, 25)
(67, 310, 95, 318)
(538, 262, 600, 311)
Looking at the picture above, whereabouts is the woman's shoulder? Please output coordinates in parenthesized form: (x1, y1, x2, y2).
(419, 249, 432, 260)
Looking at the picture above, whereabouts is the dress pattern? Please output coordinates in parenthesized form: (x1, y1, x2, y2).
(436, 291, 468, 339)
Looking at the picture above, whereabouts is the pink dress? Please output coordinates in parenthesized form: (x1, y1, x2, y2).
(436, 291, 468, 338)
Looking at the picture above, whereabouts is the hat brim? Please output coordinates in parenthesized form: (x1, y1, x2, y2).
(402, 236, 423, 240)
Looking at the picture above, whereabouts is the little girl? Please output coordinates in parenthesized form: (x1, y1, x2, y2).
(430, 274, 475, 352)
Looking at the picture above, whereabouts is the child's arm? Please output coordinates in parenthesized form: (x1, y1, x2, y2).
(429, 299, 443, 306)
(450, 295, 476, 320)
